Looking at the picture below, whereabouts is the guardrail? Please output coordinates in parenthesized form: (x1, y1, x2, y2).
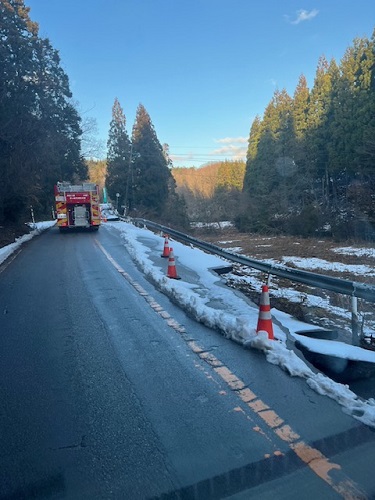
(131, 218, 375, 302)
(129, 218, 375, 342)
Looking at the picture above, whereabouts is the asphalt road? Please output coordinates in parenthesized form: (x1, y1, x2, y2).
(0, 225, 374, 499)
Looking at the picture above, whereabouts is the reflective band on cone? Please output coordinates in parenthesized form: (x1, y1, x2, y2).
(161, 234, 170, 258)
(167, 248, 181, 280)
(256, 285, 274, 340)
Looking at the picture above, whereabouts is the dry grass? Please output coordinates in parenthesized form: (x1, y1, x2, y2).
(192, 226, 375, 339)
(192, 226, 375, 283)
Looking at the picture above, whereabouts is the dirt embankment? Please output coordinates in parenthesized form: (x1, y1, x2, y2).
(0, 224, 31, 249)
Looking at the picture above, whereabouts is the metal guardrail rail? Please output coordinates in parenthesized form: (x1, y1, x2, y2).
(131, 218, 375, 304)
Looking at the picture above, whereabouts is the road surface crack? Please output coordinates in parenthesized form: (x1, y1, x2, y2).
(52, 435, 88, 450)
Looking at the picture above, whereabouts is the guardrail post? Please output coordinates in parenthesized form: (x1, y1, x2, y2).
(351, 296, 360, 346)
(266, 273, 271, 287)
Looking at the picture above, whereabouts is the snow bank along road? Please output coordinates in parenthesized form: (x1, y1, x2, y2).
(0, 222, 375, 499)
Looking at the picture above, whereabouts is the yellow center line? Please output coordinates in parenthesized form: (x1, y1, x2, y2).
(209, 359, 366, 499)
(95, 239, 367, 500)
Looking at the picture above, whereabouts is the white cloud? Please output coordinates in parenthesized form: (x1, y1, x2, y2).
(214, 137, 247, 144)
(287, 9, 319, 25)
(211, 137, 247, 161)
(211, 144, 247, 160)
(169, 138, 247, 167)
(170, 153, 193, 161)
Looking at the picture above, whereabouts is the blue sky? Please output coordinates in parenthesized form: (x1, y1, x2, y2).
(26, 0, 375, 167)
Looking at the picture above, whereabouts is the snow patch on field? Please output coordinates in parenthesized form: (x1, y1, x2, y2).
(280, 256, 375, 276)
(332, 247, 375, 259)
(191, 221, 234, 229)
(225, 247, 243, 254)
(218, 240, 242, 244)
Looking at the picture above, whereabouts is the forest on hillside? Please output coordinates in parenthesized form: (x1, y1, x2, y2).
(240, 32, 375, 240)
(172, 161, 246, 222)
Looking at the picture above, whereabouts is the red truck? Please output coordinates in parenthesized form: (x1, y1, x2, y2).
(54, 181, 101, 231)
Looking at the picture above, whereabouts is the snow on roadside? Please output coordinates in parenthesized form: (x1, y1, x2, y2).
(293, 334, 375, 362)
(107, 221, 273, 345)
(106, 221, 375, 429)
(0, 221, 56, 266)
(248, 331, 375, 428)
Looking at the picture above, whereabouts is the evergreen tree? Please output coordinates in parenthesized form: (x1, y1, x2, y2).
(292, 74, 310, 140)
(358, 29, 375, 179)
(105, 98, 131, 210)
(0, 0, 86, 223)
(244, 95, 279, 198)
(325, 57, 347, 207)
(243, 115, 262, 192)
(330, 35, 375, 236)
(131, 103, 174, 216)
(246, 115, 262, 161)
(273, 88, 295, 178)
(335, 35, 375, 178)
(244, 89, 294, 216)
(305, 56, 333, 206)
(290, 74, 311, 204)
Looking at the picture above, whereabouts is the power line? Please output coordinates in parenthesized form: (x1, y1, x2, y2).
(170, 153, 246, 156)
(171, 159, 245, 164)
(169, 146, 237, 149)
(170, 156, 246, 162)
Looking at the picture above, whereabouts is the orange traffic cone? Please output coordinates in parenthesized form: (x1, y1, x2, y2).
(256, 285, 274, 340)
(161, 234, 170, 258)
(167, 247, 181, 280)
